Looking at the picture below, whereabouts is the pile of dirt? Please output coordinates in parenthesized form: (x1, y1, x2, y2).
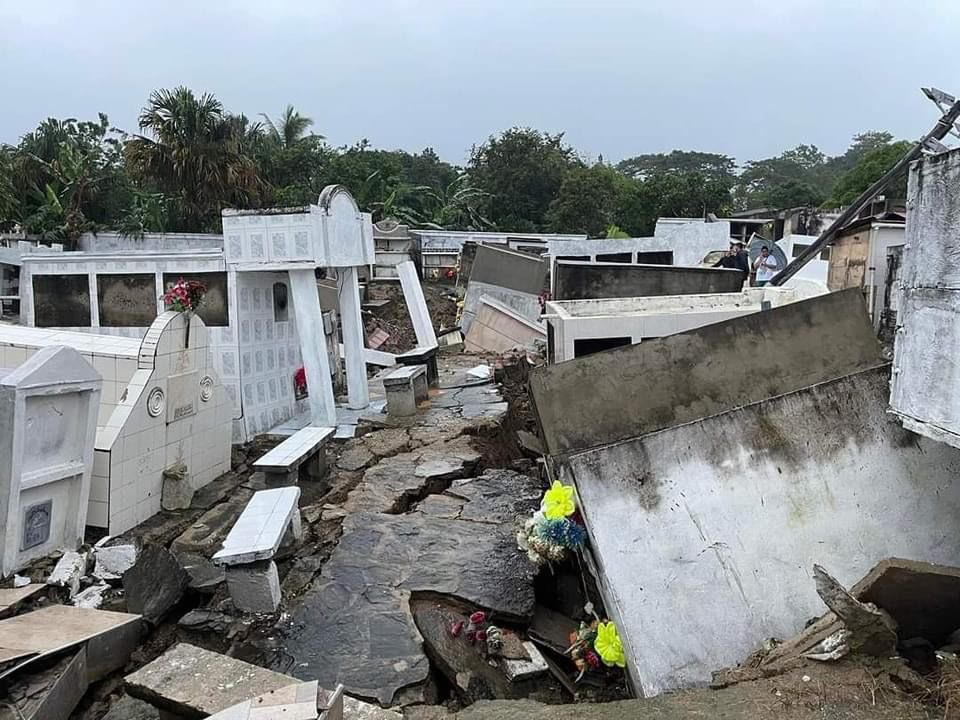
(364, 281, 459, 354)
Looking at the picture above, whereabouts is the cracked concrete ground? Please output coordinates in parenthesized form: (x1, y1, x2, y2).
(246, 362, 542, 707)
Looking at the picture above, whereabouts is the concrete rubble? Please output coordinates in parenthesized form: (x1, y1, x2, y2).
(121, 543, 189, 624)
(125, 643, 398, 720)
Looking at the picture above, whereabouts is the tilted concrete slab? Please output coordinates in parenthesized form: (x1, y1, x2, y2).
(530, 288, 883, 456)
(552, 261, 744, 301)
(558, 366, 960, 696)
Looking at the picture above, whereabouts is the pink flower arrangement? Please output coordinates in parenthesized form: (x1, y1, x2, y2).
(162, 278, 207, 313)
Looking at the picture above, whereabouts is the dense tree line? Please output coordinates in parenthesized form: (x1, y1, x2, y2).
(0, 86, 913, 246)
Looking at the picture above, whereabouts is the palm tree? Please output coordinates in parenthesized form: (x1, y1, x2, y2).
(260, 105, 319, 148)
(125, 87, 263, 231)
(418, 175, 493, 230)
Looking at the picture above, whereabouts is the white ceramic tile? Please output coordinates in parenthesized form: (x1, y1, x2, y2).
(87, 500, 109, 528)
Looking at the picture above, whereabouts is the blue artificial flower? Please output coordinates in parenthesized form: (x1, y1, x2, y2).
(536, 518, 586, 548)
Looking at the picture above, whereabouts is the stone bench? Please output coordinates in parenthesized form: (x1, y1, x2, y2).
(382, 364, 429, 417)
(396, 344, 439, 386)
(212, 487, 302, 613)
(254, 426, 334, 485)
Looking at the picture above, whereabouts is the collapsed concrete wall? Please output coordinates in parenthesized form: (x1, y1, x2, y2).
(557, 365, 960, 696)
(470, 244, 546, 294)
(890, 146, 960, 448)
(530, 288, 883, 455)
(552, 261, 744, 301)
(462, 245, 546, 333)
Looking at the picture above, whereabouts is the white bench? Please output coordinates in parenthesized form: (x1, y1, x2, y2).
(212, 487, 302, 613)
(382, 364, 428, 417)
(254, 425, 334, 485)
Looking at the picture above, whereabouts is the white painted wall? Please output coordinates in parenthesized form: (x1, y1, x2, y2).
(891, 148, 960, 447)
(563, 366, 960, 696)
(544, 287, 820, 363)
(776, 234, 829, 284)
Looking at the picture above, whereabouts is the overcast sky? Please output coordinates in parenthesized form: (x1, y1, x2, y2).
(1, 1, 958, 167)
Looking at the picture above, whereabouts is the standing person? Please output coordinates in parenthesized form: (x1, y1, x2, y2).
(753, 245, 779, 286)
(713, 241, 749, 287)
(732, 241, 749, 275)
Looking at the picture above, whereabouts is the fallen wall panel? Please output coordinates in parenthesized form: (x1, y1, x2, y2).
(530, 288, 883, 455)
(561, 365, 960, 696)
(553, 261, 744, 301)
(890, 147, 960, 448)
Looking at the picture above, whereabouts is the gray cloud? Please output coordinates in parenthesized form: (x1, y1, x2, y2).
(1, 0, 958, 165)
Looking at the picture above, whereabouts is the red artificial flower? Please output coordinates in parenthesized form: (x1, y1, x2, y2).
(469, 611, 486, 625)
(585, 650, 600, 668)
(450, 620, 464, 637)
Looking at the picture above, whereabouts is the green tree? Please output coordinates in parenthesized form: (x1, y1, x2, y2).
(413, 175, 492, 230)
(468, 128, 582, 231)
(546, 164, 620, 236)
(627, 170, 733, 235)
(4, 114, 133, 243)
(260, 105, 318, 148)
(0, 148, 21, 231)
(125, 87, 264, 232)
(736, 144, 829, 209)
(825, 131, 895, 178)
(617, 150, 736, 184)
(826, 140, 912, 207)
(398, 148, 458, 193)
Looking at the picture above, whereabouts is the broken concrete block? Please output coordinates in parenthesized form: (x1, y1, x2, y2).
(2, 647, 87, 720)
(174, 551, 225, 593)
(178, 609, 233, 635)
(125, 643, 398, 720)
(0, 604, 141, 683)
(47, 550, 89, 597)
(503, 642, 550, 682)
(467, 364, 492, 380)
(162, 463, 194, 510)
(851, 557, 960, 645)
(122, 544, 189, 624)
(411, 598, 561, 705)
(204, 680, 323, 720)
(125, 643, 296, 717)
(73, 582, 110, 609)
(813, 564, 897, 656)
(515, 430, 544, 457)
(0, 584, 45, 619)
(93, 544, 137, 582)
(12, 574, 30, 588)
(225, 560, 281, 614)
(101, 694, 159, 720)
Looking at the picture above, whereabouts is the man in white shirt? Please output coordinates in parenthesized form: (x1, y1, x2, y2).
(753, 245, 779, 286)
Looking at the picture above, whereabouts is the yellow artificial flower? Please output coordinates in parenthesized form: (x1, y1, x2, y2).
(595, 621, 626, 668)
(542, 481, 576, 519)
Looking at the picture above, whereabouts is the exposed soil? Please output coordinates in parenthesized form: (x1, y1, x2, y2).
(364, 281, 460, 354)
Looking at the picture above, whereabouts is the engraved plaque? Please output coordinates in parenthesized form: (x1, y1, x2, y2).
(22, 500, 52, 550)
(167, 371, 198, 423)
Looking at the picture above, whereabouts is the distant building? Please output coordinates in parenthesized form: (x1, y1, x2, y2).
(827, 211, 905, 336)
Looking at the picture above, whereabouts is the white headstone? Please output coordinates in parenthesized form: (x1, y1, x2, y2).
(0, 346, 100, 576)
